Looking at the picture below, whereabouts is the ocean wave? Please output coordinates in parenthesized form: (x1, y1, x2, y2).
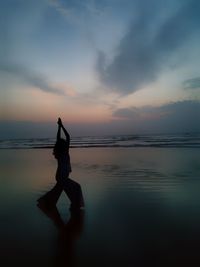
(0, 133, 200, 149)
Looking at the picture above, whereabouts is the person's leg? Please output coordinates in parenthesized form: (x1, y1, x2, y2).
(63, 178, 84, 210)
(37, 181, 64, 207)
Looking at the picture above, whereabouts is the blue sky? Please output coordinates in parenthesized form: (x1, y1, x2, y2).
(0, 0, 200, 138)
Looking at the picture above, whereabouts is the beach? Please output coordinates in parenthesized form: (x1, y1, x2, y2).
(1, 147, 200, 266)
(1, 0, 200, 265)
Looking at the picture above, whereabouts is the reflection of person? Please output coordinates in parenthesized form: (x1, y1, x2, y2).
(37, 204, 84, 267)
(37, 118, 84, 210)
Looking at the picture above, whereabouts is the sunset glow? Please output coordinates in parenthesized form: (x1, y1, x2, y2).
(1, 0, 200, 138)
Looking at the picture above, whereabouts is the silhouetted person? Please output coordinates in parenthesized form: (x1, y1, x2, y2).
(37, 118, 84, 210)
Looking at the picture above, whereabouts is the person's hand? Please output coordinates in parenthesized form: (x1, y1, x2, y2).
(57, 117, 62, 126)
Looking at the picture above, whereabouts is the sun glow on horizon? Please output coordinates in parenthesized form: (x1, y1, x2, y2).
(1, 0, 200, 137)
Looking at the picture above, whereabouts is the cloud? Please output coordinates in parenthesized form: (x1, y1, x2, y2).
(0, 1, 65, 95)
(112, 100, 200, 133)
(97, 0, 200, 95)
(48, 0, 72, 18)
(0, 62, 64, 95)
(47, 0, 105, 25)
(183, 77, 200, 90)
(113, 107, 140, 120)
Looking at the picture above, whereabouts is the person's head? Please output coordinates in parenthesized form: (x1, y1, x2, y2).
(53, 138, 68, 158)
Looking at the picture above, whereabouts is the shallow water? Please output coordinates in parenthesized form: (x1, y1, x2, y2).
(1, 148, 200, 266)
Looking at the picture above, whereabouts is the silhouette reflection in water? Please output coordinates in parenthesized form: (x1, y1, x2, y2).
(37, 203, 84, 267)
(37, 118, 84, 211)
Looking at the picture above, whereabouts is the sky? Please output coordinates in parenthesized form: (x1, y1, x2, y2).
(1, 0, 200, 138)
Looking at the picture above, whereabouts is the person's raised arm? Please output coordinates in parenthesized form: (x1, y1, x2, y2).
(57, 118, 62, 141)
(58, 118, 70, 145)
(61, 124, 70, 146)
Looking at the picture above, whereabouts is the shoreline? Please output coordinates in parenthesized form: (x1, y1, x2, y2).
(0, 145, 200, 149)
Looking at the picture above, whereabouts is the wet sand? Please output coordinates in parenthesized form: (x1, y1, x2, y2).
(1, 147, 200, 266)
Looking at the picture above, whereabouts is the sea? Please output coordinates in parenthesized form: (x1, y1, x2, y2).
(1, 132, 200, 266)
(0, 132, 200, 149)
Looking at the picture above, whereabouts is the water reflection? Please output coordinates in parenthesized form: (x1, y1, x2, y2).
(1, 148, 200, 266)
(37, 204, 84, 267)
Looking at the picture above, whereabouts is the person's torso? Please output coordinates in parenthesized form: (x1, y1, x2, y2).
(56, 154, 72, 180)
